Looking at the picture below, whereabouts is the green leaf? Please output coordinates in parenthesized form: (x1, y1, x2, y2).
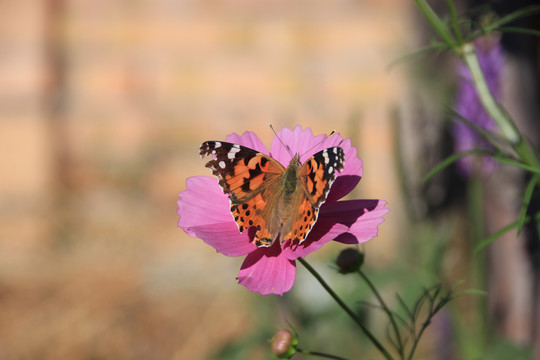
(447, 0, 463, 44)
(415, 0, 457, 50)
(517, 174, 540, 235)
(464, 6, 540, 42)
(477, 212, 540, 253)
(448, 279, 465, 293)
(387, 42, 449, 70)
(474, 219, 520, 253)
(396, 293, 414, 322)
(452, 288, 488, 299)
(496, 26, 540, 37)
(445, 105, 506, 153)
(489, 5, 540, 28)
(492, 156, 540, 175)
(423, 149, 491, 182)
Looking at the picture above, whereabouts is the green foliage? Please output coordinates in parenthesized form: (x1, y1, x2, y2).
(417, 0, 540, 250)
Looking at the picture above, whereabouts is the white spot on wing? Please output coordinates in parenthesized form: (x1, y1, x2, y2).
(228, 152, 236, 159)
(322, 150, 330, 164)
(219, 161, 226, 169)
(214, 142, 221, 148)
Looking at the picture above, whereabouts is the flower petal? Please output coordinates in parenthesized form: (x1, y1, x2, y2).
(270, 126, 326, 166)
(226, 131, 269, 155)
(178, 176, 257, 256)
(283, 199, 389, 260)
(237, 242, 296, 295)
(333, 200, 389, 243)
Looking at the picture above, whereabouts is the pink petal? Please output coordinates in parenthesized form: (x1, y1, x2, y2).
(226, 131, 269, 155)
(178, 176, 257, 256)
(283, 199, 389, 260)
(237, 242, 296, 295)
(320, 199, 389, 233)
(270, 126, 326, 166)
(346, 200, 389, 243)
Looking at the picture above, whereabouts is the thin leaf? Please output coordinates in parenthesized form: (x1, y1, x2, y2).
(387, 42, 449, 70)
(396, 293, 414, 323)
(474, 219, 520, 253)
(396, 296, 417, 338)
(476, 212, 540, 253)
(489, 5, 540, 28)
(423, 149, 492, 182)
(447, 0, 463, 44)
(495, 26, 540, 37)
(465, 6, 540, 41)
(385, 323, 403, 355)
(415, 0, 457, 50)
(517, 174, 540, 235)
(445, 105, 506, 153)
(391, 310, 410, 331)
(492, 155, 540, 175)
(451, 288, 488, 299)
(411, 291, 428, 322)
(450, 279, 465, 290)
(357, 300, 384, 311)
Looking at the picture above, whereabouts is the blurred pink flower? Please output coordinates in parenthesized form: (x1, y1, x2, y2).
(177, 126, 388, 295)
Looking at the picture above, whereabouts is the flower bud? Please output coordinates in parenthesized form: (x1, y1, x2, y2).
(336, 248, 364, 274)
(271, 329, 297, 358)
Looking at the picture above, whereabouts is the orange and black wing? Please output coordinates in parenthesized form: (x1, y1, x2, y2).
(283, 147, 345, 244)
(200, 141, 285, 247)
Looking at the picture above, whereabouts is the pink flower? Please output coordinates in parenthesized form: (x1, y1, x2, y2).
(177, 126, 389, 295)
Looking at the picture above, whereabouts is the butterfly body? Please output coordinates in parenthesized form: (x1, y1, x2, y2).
(282, 155, 301, 198)
(200, 141, 344, 247)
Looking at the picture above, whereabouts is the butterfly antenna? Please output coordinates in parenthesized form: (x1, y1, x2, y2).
(300, 130, 338, 157)
(269, 124, 294, 157)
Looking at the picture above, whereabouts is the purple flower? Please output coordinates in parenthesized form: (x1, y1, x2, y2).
(177, 126, 388, 295)
(454, 37, 504, 176)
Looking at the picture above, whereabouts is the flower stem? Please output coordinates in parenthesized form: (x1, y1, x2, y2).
(460, 42, 519, 145)
(460, 42, 540, 174)
(415, 0, 457, 50)
(298, 348, 351, 360)
(358, 270, 404, 356)
(298, 257, 394, 360)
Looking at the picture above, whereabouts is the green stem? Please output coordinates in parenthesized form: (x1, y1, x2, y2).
(406, 310, 434, 360)
(467, 175, 488, 355)
(460, 42, 519, 145)
(358, 270, 404, 356)
(415, 0, 457, 50)
(461, 42, 540, 180)
(298, 258, 394, 360)
(297, 348, 350, 360)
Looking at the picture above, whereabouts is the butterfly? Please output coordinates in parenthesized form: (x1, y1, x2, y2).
(199, 140, 345, 247)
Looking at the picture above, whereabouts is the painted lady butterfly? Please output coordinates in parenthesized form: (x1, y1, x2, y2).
(200, 141, 345, 247)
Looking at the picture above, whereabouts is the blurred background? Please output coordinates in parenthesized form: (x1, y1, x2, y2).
(0, 0, 539, 359)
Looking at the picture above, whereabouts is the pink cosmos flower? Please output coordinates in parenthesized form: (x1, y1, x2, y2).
(177, 126, 389, 295)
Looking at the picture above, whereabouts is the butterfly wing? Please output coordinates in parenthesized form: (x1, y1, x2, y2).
(199, 141, 286, 247)
(282, 147, 345, 244)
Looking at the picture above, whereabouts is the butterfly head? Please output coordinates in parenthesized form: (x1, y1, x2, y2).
(288, 153, 301, 168)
